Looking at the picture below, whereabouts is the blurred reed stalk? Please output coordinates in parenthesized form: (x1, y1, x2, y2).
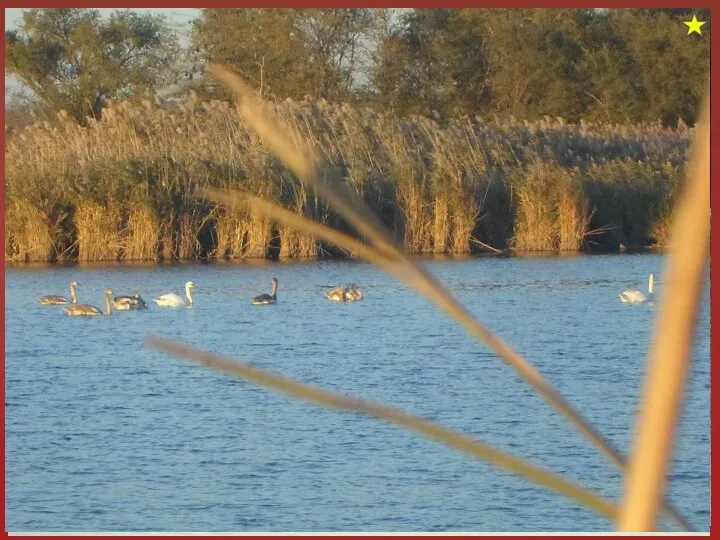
(146, 335, 617, 522)
(182, 63, 691, 529)
(617, 90, 710, 531)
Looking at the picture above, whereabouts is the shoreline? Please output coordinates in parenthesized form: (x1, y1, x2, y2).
(4, 248, 666, 269)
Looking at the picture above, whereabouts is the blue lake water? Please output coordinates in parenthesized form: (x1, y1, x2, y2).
(4, 253, 710, 532)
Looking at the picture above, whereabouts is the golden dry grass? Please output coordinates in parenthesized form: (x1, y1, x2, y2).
(176, 211, 203, 260)
(213, 207, 249, 258)
(432, 195, 450, 254)
(512, 163, 591, 252)
(5, 74, 689, 261)
(513, 189, 557, 251)
(123, 204, 159, 261)
(159, 219, 175, 261)
(557, 191, 591, 252)
(4, 200, 57, 262)
(278, 224, 318, 258)
(243, 209, 273, 259)
(75, 200, 123, 261)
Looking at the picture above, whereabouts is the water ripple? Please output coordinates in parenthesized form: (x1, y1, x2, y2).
(5, 255, 710, 532)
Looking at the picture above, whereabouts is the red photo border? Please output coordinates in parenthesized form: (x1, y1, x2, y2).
(1, 2, 716, 539)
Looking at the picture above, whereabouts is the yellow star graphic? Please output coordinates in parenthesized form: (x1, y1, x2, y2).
(684, 14, 706, 36)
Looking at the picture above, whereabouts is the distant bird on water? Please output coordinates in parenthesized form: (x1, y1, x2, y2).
(65, 288, 113, 316)
(253, 278, 278, 305)
(154, 281, 196, 308)
(112, 294, 148, 311)
(619, 273, 654, 304)
(325, 284, 363, 302)
(326, 286, 347, 302)
(40, 280, 79, 305)
(345, 284, 363, 302)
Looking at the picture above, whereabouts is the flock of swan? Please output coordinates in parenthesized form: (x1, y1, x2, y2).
(40, 272, 652, 316)
(39, 278, 364, 316)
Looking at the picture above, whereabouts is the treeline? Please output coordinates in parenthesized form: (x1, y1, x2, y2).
(5, 8, 711, 127)
(5, 97, 691, 262)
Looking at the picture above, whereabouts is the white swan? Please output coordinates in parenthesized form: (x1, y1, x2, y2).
(620, 273, 654, 303)
(154, 281, 196, 307)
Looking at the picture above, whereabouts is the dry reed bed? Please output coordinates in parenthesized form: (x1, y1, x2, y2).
(5, 96, 691, 262)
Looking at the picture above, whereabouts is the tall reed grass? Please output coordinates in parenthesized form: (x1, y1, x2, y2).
(4, 200, 58, 262)
(123, 204, 160, 261)
(5, 96, 691, 262)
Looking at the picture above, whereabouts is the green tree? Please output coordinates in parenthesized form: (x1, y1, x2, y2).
(5, 8, 179, 122)
(373, 9, 467, 118)
(475, 9, 591, 121)
(577, 10, 648, 123)
(191, 8, 374, 102)
(296, 8, 375, 100)
(191, 9, 310, 101)
(609, 8, 710, 126)
(373, 9, 597, 121)
(4, 85, 42, 135)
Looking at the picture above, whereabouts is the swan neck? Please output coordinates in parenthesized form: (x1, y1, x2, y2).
(272, 282, 278, 297)
(105, 293, 111, 315)
(186, 286, 193, 304)
(649, 275, 654, 294)
(70, 284, 77, 304)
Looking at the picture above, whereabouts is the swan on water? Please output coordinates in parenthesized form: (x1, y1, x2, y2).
(325, 284, 363, 302)
(154, 281, 195, 307)
(345, 284, 363, 301)
(112, 294, 148, 310)
(326, 286, 347, 302)
(252, 278, 278, 305)
(40, 281, 79, 305)
(620, 273, 654, 303)
(65, 288, 113, 316)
